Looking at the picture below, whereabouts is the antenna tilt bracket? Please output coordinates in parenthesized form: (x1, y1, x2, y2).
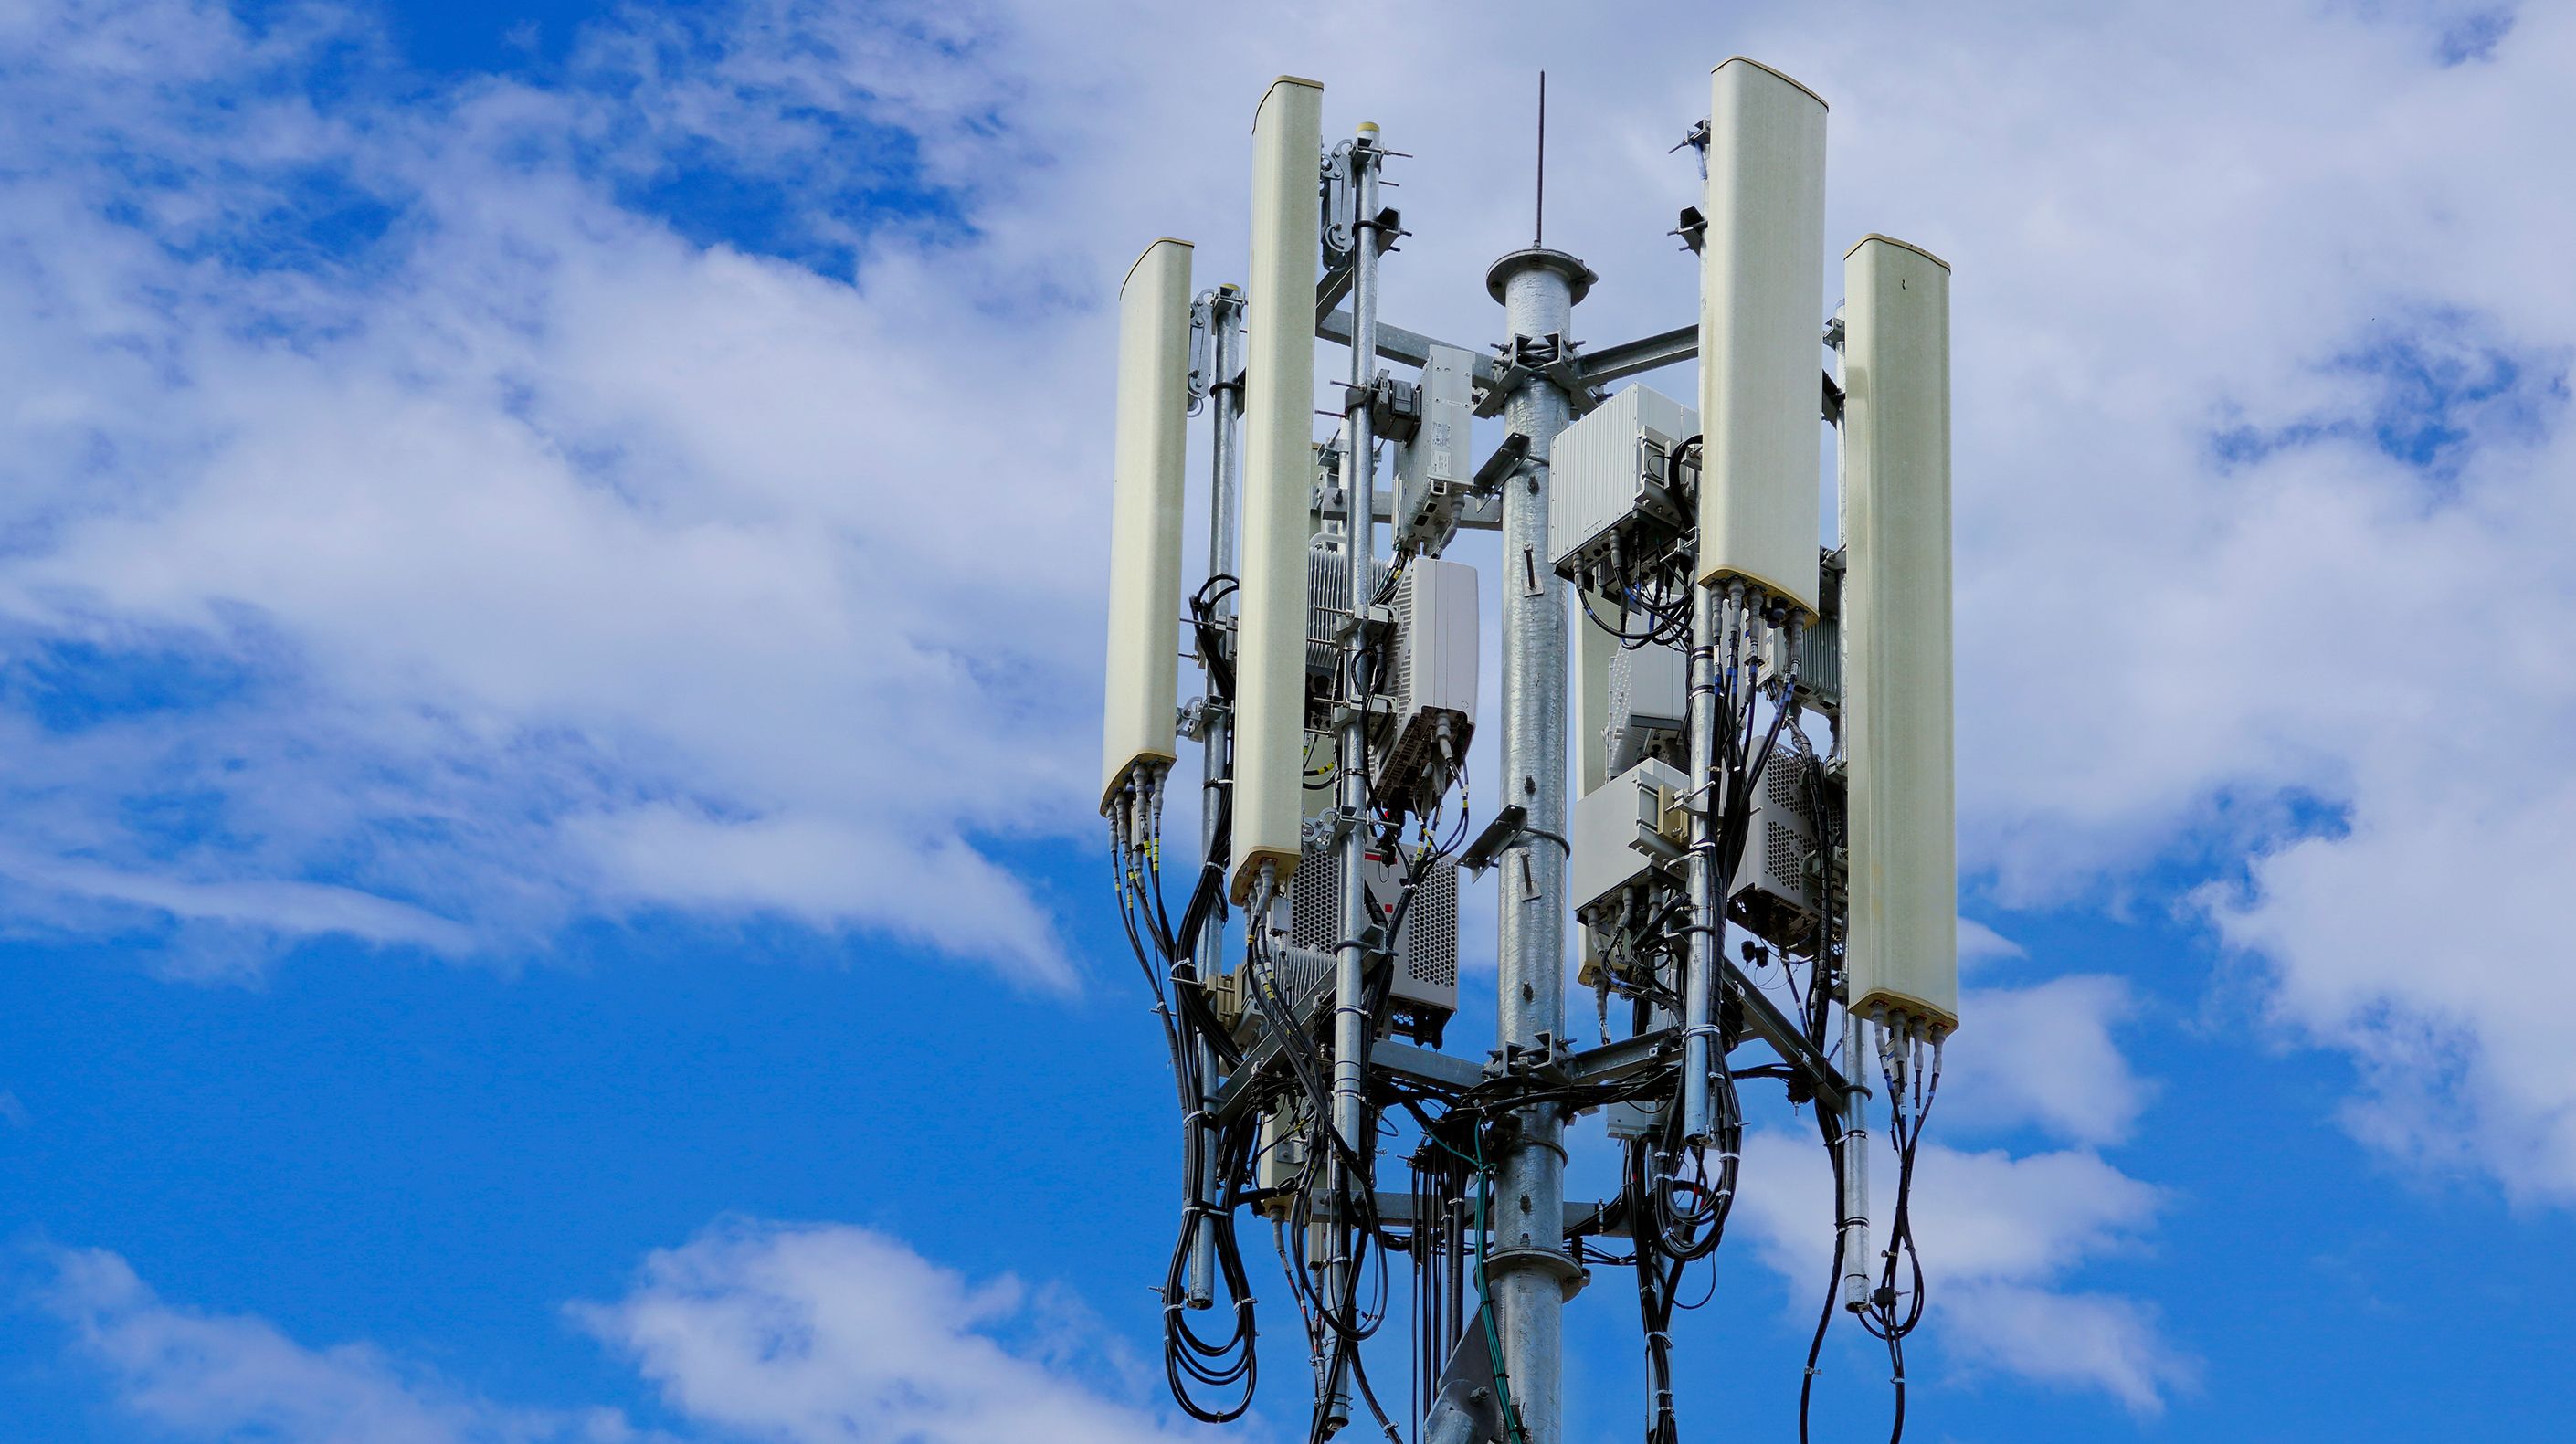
(1672, 205, 1706, 255)
(1458, 802, 1531, 876)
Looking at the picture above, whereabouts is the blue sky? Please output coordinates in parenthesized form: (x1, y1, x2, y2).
(2, 1, 2573, 1440)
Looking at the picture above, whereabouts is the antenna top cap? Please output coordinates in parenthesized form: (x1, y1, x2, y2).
(1483, 247, 1597, 306)
(1357, 121, 1380, 138)
(1714, 56, 1829, 110)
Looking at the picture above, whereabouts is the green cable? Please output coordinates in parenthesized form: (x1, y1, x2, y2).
(1462, 1128, 1528, 1444)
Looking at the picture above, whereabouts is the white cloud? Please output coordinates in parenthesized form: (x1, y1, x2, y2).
(0, 847, 470, 954)
(1956, 917, 2026, 971)
(564, 806, 1068, 985)
(40, 1226, 1199, 1444)
(1937, 1284, 2191, 1415)
(572, 1220, 1195, 1444)
(38, 1246, 649, 1444)
(1944, 975, 2152, 1147)
(2201, 779, 2576, 1203)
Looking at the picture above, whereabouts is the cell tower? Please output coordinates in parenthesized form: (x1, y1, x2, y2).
(1102, 58, 1957, 1444)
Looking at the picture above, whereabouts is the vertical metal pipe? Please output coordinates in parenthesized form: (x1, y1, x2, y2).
(1207, 288, 1246, 609)
(1325, 124, 1388, 1439)
(1839, 1011, 1874, 1311)
(1188, 286, 1245, 1311)
(1334, 129, 1381, 1187)
(1681, 585, 1720, 1143)
(1482, 246, 1592, 1444)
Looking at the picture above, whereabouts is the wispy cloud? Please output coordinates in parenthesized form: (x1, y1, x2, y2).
(574, 1219, 1195, 1444)
(1946, 975, 2153, 1147)
(33, 1227, 1194, 1444)
(37, 1245, 655, 1444)
(0, 848, 469, 951)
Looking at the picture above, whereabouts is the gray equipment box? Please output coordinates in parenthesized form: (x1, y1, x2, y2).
(1547, 385, 1697, 589)
(1604, 1091, 1672, 1142)
(1395, 344, 1476, 555)
(1373, 558, 1478, 806)
(1285, 838, 1459, 1046)
(1305, 534, 1392, 693)
(1760, 547, 1843, 719)
(1729, 753, 1826, 948)
(1606, 641, 1687, 775)
(1572, 756, 1688, 920)
(1256, 1101, 1310, 1217)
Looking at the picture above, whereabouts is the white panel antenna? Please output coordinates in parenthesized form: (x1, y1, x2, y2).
(1842, 234, 1958, 1036)
(1695, 57, 1827, 617)
(1098, 237, 1196, 811)
(1229, 77, 1325, 902)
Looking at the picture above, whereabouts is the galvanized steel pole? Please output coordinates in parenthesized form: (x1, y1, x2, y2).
(1335, 132, 1384, 1179)
(1189, 284, 1245, 1310)
(1325, 125, 1388, 1437)
(1483, 246, 1594, 1444)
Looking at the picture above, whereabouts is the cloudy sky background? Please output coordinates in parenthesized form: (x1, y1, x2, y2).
(1, 0, 2571, 1439)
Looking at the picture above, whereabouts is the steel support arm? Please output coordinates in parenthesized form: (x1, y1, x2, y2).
(1719, 956, 1853, 1113)
(1318, 306, 1507, 388)
(1578, 324, 1695, 386)
(1370, 1192, 1626, 1239)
